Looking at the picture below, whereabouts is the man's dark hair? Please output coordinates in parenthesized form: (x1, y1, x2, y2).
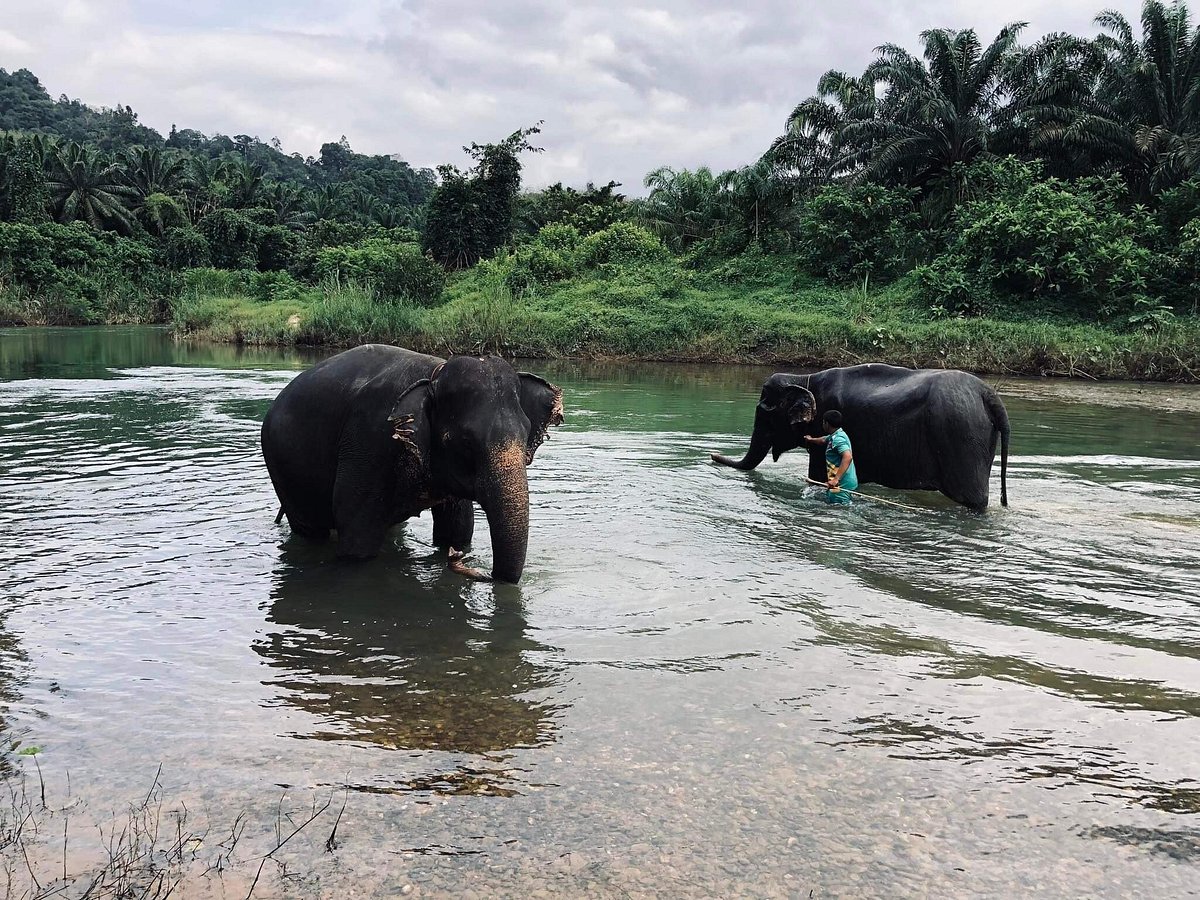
(823, 410, 843, 428)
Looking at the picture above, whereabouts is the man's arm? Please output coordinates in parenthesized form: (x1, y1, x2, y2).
(829, 449, 853, 487)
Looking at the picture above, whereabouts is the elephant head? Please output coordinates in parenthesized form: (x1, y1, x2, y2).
(387, 356, 563, 584)
(711, 374, 815, 470)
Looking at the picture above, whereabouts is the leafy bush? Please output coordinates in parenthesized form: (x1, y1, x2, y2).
(111, 239, 156, 279)
(706, 243, 802, 284)
(0, 222, 169, 323)
(314, 239, 445, 304)
(500, 224, 585, 292)
(163, 227, 212, 269)
(1152, 178, 1200, 309)
(250, 271, 305, 303)
(794, 184, 922, 282)
(577, 222, 670, 267)
(198, 209, 260, 270)
(516, 181, 628, 236)
(256, 225, 298, 272)
(181, 267, 248, 299)
(916, 160, 1166, 322)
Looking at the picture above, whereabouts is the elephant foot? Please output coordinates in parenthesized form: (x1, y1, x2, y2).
(448, 548, 492, 582)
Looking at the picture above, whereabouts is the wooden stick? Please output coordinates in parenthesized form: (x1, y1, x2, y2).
(803, 476, 927, 512)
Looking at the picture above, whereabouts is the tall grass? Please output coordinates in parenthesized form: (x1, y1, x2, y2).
(0, 279, 168, 326)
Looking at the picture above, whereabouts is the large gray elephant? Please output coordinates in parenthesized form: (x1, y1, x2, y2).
(711, 363, 1009, 509)
(261, 345, 563, 583)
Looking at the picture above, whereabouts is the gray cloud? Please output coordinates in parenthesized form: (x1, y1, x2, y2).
(1, 0, 1144, 194)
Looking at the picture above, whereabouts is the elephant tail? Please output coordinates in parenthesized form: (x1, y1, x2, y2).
(274, 506, 285, 524)
(983, 389, 1010, 507)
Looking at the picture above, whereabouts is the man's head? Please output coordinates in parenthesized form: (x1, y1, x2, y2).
(822, 410, 843, 435)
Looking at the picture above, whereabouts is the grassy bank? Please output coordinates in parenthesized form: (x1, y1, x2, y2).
(168, 261, 1200, 383)
(0, 281, 172, 327)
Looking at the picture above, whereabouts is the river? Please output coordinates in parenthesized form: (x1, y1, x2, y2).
(1, 326, 1198, 897)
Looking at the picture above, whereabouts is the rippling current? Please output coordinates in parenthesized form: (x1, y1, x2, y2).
(1, 326, 1199, 897)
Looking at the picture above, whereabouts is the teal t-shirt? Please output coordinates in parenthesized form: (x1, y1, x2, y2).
(825, 428, 858, 492)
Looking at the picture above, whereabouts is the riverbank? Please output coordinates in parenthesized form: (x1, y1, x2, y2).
(168, 263, 1200, 382)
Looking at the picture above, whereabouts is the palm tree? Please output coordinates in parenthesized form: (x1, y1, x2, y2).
(1004, 32, 1108, 178)
(766, 69, 879, 190)
(225, 159, 265, 208)
(304, 184, 344, 221)
(716, 160, 792, 244)
(121, 147, 188, 236)
(372, 205, 411, 229)
(840, 23, 1028, 206)
(1038, 1, 1200, 197)
(349, 190, 379, 223)
(639, 166, 726, 251)
(265, 181, 311, 229)
(123, 146, 186, 199)
(46, 142, 137, 233)
(182, 156, 230, 220)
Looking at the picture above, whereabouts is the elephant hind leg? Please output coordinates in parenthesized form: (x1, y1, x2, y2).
(939, 461, 991, 511)
(432, 499, 475, 549)
(285, 513, 332, 541)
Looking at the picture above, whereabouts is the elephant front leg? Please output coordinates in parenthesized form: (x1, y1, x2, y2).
(432, 498, 475, 549)
(332, 471, 392, 559)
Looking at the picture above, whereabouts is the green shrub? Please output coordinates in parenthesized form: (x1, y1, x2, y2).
(0, 222, 66, 290)
(163, 227, 212, 269)
(0, 221, 170, 324)
(578, 222, 670, 267)
(250, 271, 305, 303)
(111, 239, 156, 279)
(198, 209, 261, 270)
(1179, 219, 1200, 277)
(314, 239, 445, 304)
(794, 184, 922, 282)
(917, 160, 1166, 322)
(181, 267, 249, 299)
(533, 223, 583, 254)
(256, 225, 299, 272)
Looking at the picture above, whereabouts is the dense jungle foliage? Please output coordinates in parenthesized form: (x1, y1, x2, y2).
(2, 0, 1199, 378)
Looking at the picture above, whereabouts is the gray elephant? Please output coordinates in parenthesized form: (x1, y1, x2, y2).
(261, 344, 563, 583)
(711, 363, 1009, 509)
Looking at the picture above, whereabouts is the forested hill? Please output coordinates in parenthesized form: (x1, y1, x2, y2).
(0, 67, 436, 220)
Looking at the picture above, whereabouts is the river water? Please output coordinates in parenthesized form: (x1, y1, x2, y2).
(1, 326, 1198, 898)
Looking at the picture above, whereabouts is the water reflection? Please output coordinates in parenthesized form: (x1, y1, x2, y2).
(822, 711, 1200, 814)
(0, 620, 27, 779)
(1087, 825, 1200, 860)
(0, 325, 326, 381)
(255, 543, 564, 756)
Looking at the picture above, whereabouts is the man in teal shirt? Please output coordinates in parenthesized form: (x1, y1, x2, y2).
(804, 410, 858, 504)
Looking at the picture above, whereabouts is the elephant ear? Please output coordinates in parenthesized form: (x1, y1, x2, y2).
(387, 379, 433, 472)
(518, 373, 564, 464)
(782, 384, 816, 427)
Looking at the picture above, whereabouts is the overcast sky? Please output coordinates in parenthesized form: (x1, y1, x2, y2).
(2, 0, 1144, 194)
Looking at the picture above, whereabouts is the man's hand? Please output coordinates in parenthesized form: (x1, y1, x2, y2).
(827, 476, 840, 489)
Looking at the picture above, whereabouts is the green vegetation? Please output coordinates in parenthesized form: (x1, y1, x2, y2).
(4, 0, 1200, 381)
(171, 237, 1200, 382)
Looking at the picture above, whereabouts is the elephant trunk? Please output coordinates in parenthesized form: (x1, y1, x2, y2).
(477, 441, 530, 583)
(711, 409, 772, 471)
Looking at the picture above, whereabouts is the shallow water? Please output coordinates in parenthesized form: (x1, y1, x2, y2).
(1, 326, 1199, 897)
